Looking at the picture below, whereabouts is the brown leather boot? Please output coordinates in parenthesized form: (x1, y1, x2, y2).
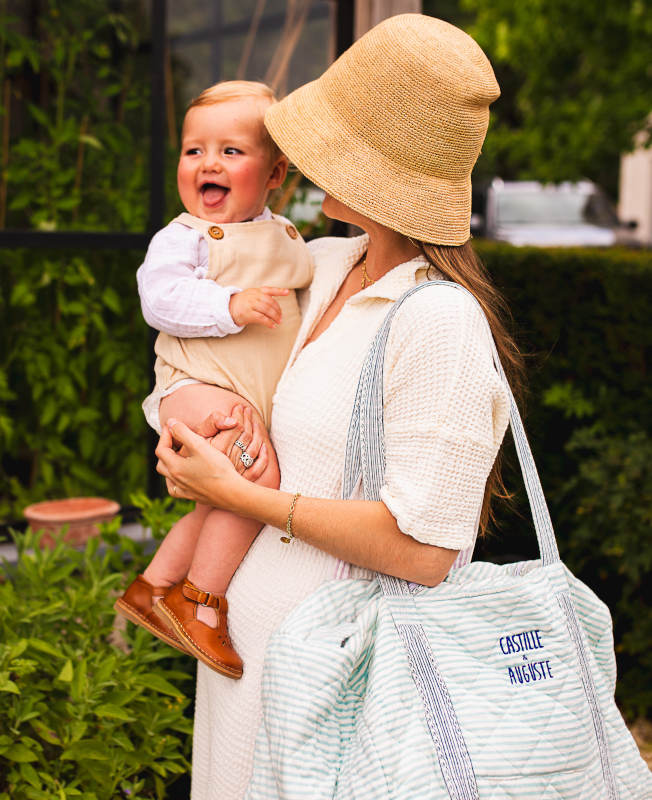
(155, 580, 243, 679)
(114, 575, 188, 655)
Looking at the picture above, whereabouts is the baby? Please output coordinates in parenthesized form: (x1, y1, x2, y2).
(115, 81, 313, 678)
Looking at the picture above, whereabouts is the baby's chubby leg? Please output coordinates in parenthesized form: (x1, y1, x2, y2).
(149, 383, 279, 626)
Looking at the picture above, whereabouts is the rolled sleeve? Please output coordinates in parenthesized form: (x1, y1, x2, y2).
(379, 287, 509, 551)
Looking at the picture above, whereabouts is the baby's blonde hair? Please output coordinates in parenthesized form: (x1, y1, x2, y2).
(186, 80, 281, 160)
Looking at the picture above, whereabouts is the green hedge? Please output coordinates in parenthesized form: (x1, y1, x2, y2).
(474, 242, 652, 719)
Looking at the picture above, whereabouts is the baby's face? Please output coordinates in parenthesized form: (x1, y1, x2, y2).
(177, 98, 284, 223)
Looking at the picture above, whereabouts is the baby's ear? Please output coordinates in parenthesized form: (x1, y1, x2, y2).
(268, 155, 289, 190)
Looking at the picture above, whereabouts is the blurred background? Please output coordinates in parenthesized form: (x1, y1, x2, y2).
(0, 1, 650, 795)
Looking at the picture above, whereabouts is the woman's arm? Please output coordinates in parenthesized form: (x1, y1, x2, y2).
(156, 420, 458, 587)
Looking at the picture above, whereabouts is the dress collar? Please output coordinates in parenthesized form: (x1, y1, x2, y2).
(316, 233, 433, 305)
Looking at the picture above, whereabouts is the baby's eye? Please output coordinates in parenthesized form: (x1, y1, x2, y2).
(184, 147, 201, 155)
(224, 147, 242, 155)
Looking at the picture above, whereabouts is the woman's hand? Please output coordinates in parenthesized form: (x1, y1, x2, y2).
(194, 404, 269, 481)
(156, 420, 244, 507)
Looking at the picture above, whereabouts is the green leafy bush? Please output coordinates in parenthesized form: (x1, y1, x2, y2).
(0, 247, 151, 521)
(0, 515, 195, 799)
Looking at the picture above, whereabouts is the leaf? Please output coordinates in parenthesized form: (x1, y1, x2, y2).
(101, 287, 121, 313)
(94, 703, 135, 721)
(68, 720, 87, 743)
(110, 730, 134, 752)
(108, 392, 122, 421)
(6, 49, 25, 68)
(0, 675, 20, 694)
(60, 740, 110, 761)
(56, 660, 73, 683)
(27, 103, 49, 128)
(30, 719, 61, 745)
(132, 673, 185, 698)
(9, 639, 28, 660)
(3, 742, 38, 762)
(70, 658, 87, 703)
(10, 283, 36, 307)
(78, 134, 103, 150)
(19, 761, 41, 789)
(28, 638, 65, 658)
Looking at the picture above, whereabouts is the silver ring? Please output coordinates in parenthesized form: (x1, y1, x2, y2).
(171, 484, 177, 495)
(240, 451, 254, 469)
(234, 439, 247, 451)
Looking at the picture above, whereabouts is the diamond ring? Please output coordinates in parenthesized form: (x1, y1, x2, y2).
(234, 439, 254, 468)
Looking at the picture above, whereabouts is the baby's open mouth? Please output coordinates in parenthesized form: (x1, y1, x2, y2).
(200, 182, 229, 206)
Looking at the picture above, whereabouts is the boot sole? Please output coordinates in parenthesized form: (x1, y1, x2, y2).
(114, 597, 189, 655)
(154, 601, 243, 679)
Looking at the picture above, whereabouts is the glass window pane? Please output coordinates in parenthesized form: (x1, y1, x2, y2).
(168, 1, 335, 106)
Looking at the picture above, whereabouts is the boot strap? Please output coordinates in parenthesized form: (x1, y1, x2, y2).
(136, 574, 170, 596)
(182, 581, 225, 609)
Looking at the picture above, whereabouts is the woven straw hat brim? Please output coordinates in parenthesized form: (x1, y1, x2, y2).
(266, 80, 471, 246)
(265, 14, 499, 246)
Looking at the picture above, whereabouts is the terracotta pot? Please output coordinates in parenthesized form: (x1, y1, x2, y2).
(23, 497, 120, 548)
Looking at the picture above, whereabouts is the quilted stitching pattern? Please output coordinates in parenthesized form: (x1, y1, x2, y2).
(247, 570, 652, 799)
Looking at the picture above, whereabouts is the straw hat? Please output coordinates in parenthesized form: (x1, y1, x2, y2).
(265, 14, 499, 245)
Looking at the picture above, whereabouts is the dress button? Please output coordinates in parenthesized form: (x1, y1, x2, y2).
(208, 226, 224, 240)
(285, 224, 298, 240)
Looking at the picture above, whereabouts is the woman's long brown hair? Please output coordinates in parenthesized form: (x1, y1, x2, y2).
(417, 240, 525, 535)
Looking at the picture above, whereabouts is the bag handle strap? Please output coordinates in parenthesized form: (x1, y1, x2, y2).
(341, 280, 559, 799)
(341, 281, 618, 800)
(343, 279, 560, 569)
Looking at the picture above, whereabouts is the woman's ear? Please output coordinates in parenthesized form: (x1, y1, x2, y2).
(267, 155, 289, 190)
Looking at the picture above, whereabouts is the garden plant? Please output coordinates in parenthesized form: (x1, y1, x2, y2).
(0, 498, 195, 799)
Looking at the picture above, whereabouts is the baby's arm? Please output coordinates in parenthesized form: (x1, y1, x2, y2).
(137, 223, 243, 338)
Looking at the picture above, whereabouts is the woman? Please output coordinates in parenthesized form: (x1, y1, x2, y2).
(156, 14, 521, 799)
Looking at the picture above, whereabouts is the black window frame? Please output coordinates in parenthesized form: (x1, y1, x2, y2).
(0, 0, 354, 252)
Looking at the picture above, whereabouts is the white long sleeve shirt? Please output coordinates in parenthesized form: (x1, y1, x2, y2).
(136, 207, 274, 338)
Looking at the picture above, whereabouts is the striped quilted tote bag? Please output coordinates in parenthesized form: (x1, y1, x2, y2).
(246, 281, 652, 800)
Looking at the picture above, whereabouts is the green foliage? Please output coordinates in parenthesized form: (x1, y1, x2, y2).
(0, 246, 151, 521)
(461, 0, 652, 194)
(474, 241, 652, 718)
(128, 492, 194, 543)
(563, 428, 652, 719)
(0, 1, 150, 232)
(0, 1, 184, 520)
(0, 522, 194, 799)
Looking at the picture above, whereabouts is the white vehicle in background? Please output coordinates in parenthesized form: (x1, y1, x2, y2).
(472, 179, 639, 247)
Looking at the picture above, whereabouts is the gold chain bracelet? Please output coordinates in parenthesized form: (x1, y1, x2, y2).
(280, 491, 301, 544)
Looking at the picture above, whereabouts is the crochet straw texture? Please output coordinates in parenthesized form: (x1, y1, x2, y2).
(265, 14, 500, 246)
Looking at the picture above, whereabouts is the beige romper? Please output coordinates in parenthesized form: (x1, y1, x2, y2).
(147, 212, 313, 428)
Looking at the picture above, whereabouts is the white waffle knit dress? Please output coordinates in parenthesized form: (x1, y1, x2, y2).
(190, 234, 510, 799)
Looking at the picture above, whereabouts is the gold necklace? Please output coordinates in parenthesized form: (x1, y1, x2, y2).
(361, 256, 374, 290)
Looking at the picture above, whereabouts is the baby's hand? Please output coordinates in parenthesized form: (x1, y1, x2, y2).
(229, 287, 289, 329)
